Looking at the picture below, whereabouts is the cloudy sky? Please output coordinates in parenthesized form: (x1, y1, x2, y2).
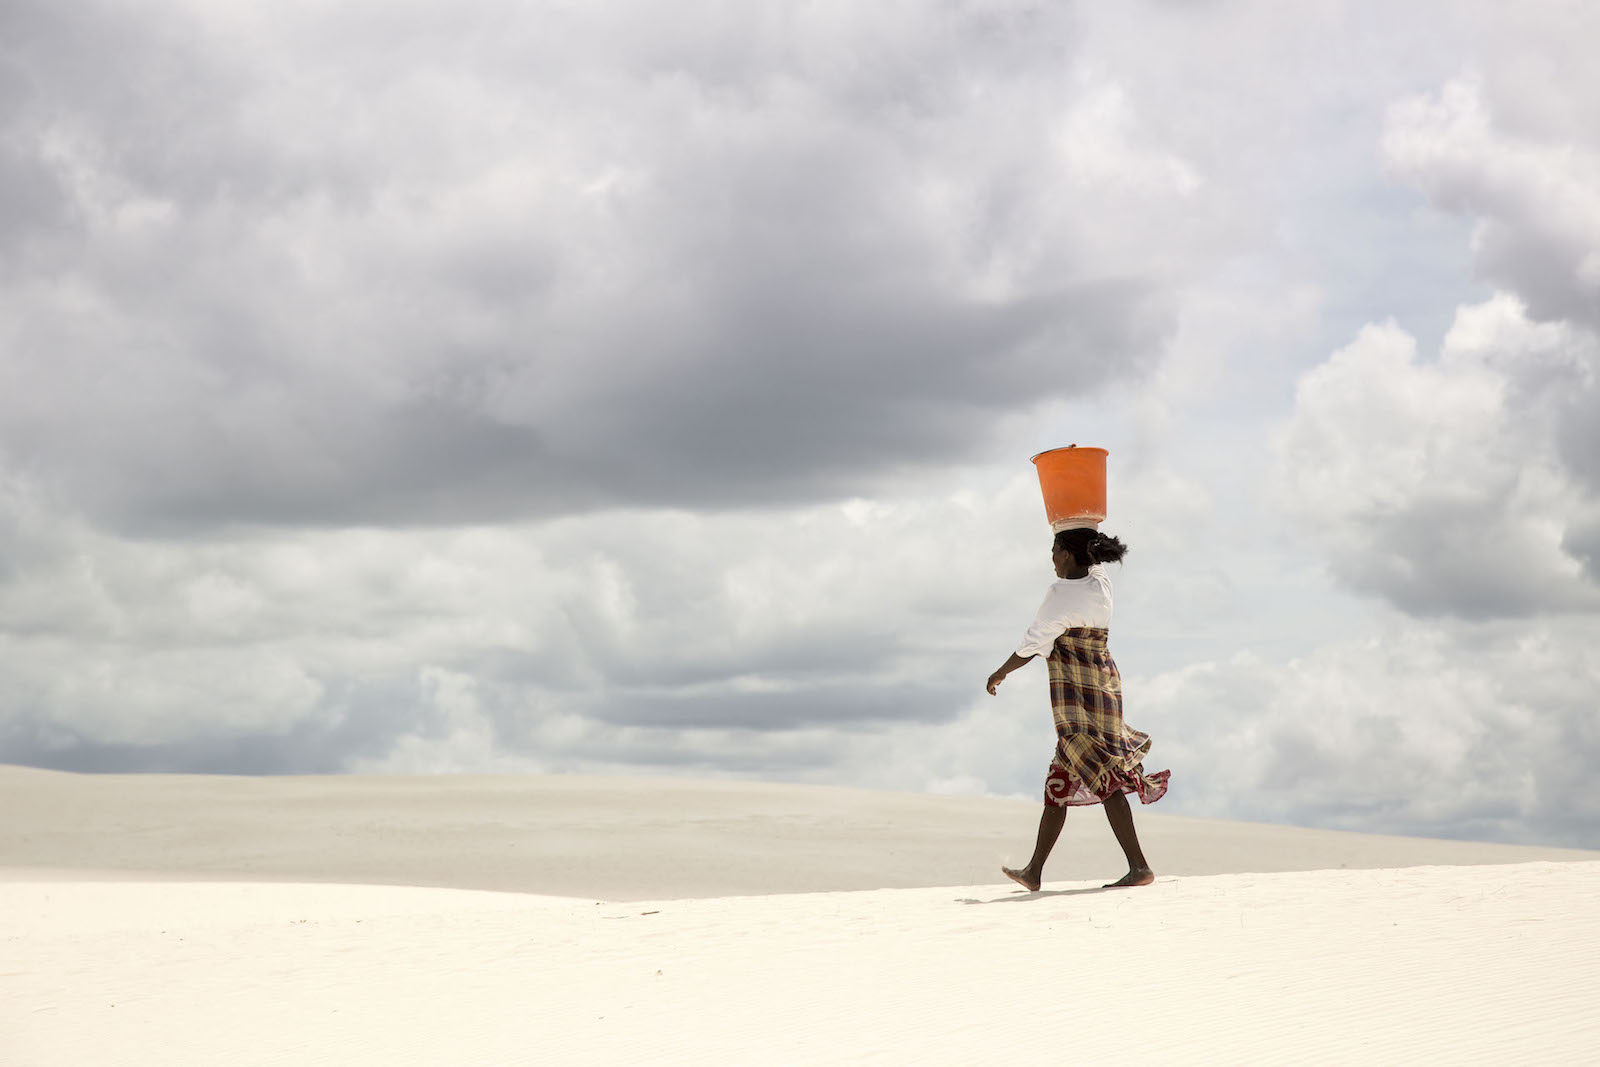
(3, 0, 1597, 848)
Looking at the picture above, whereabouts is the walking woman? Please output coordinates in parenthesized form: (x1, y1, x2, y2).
(986, 527, 1170, 891)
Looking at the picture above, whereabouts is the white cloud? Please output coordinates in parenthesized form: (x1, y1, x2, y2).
(1247, 7, 1600, 846)
(1275, 295, 1600, 617)
(0, 462, 1056, 773)
(1281, 7, 1600, 619)
(1134, 614, 1600, 849)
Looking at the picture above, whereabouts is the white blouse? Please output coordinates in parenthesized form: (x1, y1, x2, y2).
(1015, 565, 1114, 657)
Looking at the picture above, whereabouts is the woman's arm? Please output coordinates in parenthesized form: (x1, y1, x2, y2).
(986, 652, 1036, 694)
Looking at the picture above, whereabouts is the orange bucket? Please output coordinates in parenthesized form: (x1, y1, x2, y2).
(1031, 445, 1107, 531)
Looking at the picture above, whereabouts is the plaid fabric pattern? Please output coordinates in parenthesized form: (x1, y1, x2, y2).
(1043, 627, 1171, 808)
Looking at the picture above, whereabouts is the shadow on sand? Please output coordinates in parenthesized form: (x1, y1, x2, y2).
(956, 885, 1118, 905)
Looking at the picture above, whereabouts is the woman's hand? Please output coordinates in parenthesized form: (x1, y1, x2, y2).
(986, 653, 1034, 695)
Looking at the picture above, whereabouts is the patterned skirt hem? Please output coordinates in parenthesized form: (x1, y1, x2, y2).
(1044, 763, 1171, 809)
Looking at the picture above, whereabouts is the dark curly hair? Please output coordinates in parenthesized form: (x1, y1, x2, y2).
(1052, 527, 1128, 565)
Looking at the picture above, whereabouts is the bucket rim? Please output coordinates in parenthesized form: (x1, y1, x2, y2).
(1030, 445, 1108, 463)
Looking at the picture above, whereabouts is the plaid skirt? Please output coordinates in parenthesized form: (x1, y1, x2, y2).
(1043, 627, 1171, 808)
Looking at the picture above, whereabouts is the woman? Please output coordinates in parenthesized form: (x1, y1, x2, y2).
(986, 527, 1170, 892)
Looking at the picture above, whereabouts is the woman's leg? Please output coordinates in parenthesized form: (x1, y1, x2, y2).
(1101, 790, 1155, 887)
(1002, 804, 1066, 892)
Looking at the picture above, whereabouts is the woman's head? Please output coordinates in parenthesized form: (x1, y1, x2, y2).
(1052, 527, 1128, 568)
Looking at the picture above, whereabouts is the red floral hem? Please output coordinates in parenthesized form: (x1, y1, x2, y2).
(1044, 761, 1170, 808)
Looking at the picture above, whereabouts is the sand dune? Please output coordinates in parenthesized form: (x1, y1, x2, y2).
(4, 767, 1598, 1065)
(2, 765, 1592, 897)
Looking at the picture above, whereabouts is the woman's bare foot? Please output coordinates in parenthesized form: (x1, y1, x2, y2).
(1002, 866, 1041, 892)
(1104, 868, 1155, 888)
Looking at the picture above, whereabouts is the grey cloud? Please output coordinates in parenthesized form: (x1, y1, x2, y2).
(1385, 77, 1600, 334)
(583, 680, 967, 731)
(95, 280, 1163, 534)
(446, 625, 924, 700)
(1561, 518, 1600, 587)
(599, 635, 913, 692)
(1384, 54, 1600, 329)
(0, 145, 67, 255)
(0, 673, 962, 776)
(7, 0, 1599, 862)
(0, 460, 1031, 778)
(547, 728, 851, 779)
(1472, 226, 1600, 333)
(1555, 379, 1600, 498)
(1326, 501, 1584, 621)
(0, 0, 1174, 534)
(0, 674, 420, 775)
(0, 497, 997, 775)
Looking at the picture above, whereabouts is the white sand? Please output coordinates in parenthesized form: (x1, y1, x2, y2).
(4, 766, 1599, 1065)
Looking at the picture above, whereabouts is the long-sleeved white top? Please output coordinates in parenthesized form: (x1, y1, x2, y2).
(1015, 565, 1114, 657)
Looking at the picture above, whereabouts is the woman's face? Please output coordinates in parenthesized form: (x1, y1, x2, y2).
(1051, 542, 1075, 578)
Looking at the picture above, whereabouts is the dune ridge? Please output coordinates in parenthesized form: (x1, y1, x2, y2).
(3, 765, 1593, 898)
